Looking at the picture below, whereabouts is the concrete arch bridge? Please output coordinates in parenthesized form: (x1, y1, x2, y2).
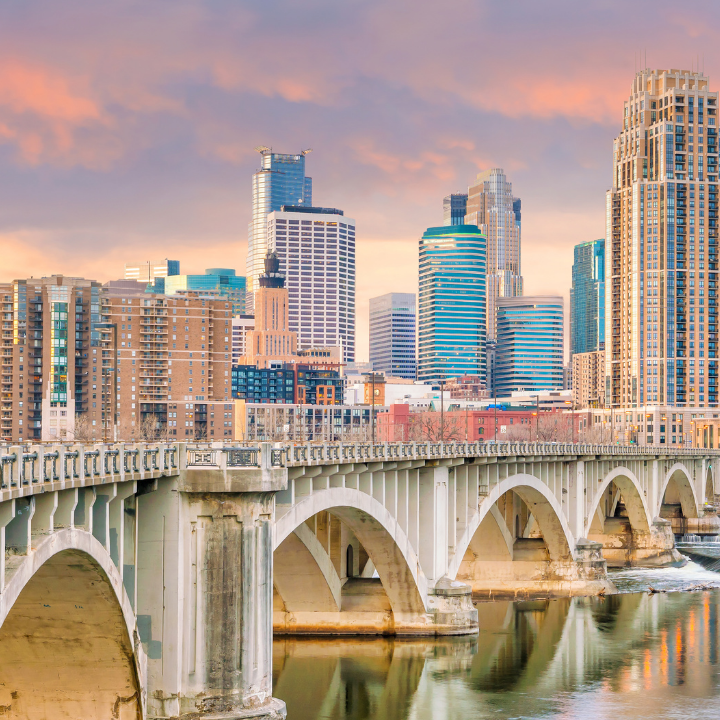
(0, 440, 717, 719)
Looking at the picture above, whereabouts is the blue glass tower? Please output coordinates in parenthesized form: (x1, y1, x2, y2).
(162, 269, 247, 314)
(247, 148, 312, 298)
(570, 239, 605, 356)
(418, 225, 487, 386)
(494, 296, 564, 395)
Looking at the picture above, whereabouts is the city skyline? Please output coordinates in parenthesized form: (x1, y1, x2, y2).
(2, 3, 720, 360)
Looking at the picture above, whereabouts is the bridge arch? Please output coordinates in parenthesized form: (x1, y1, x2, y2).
(448, 474, 577, 581)
(584, 466, 653, 539)
(274, 488, 428, 616)
(0, 528, 144, 719)
(659, 463, 700, 520)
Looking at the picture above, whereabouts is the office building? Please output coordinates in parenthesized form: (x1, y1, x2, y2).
(231, 315, 255, 365)
(465, 168, 523, 342)
(124, 259, 180, 284)
(572, 350, 605, 409)
(247, 148, 312, 302)
(607, 69, 720, 408)
(494, 296, 564, 395)
(369, 293, 416, 380)
(418, 225, 487, 386)
(162, 269, 247, 315)
(243, 251, 297, 368)
(570, 239, 605, 356)
(0, 276, 103, 443)
(268, 205, 356, 362)
(443, 193, 468, 226)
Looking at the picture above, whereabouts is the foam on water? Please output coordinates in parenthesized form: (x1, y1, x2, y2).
(610, 556, 720, 593)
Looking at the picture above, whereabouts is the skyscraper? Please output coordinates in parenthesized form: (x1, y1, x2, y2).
(570, 239, 605, 356)
(418, 225, 486, 386)
(443, 193, 468, 226)
(247, 148, 312, 303)
(268, 205, 356, 362)
(369, 293, 416, 379)
(494, 296, 564, 396)
(465, 169, 522, 342)
(606, 69, 719, 408)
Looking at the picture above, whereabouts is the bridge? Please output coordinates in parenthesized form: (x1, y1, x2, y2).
(0, 440, 717, 719)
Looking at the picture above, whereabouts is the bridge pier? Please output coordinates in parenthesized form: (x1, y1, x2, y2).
(589, 517, 685, 568)
(141, 446, 287, 719)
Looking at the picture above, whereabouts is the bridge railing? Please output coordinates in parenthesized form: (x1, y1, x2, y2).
(0, 442, 179, 498)
(280, 440, 719, 466)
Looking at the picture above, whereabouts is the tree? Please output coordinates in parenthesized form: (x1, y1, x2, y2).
(138, 414, 165, 441)
(407, 411, 465, 442)
(71, 413, 96, 442)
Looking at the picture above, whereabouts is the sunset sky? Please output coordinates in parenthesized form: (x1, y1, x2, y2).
(0, 0, 718, 359)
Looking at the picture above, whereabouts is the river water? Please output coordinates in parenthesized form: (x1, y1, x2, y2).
(273, 548, 720, 719)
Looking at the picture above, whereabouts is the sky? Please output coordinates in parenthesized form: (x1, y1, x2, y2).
(0, 0, 719, 360)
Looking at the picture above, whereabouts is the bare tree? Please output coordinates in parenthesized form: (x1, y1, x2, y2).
(139, 414, 165, 441)
(407, 411, 465, 442)
(71, 413, 95, 442)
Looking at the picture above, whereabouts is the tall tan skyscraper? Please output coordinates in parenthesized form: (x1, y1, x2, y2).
(606, 69, 719, 408)
(465, 168, 522, 341)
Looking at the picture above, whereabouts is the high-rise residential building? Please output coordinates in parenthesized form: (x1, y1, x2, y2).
(494, 296, 564, 396)
(369, 293, 417, 379)
(101, 288, 235, 441)
(124, 259, 180, 283)
(243, 251, 297, 368)
(606, 69, 720, 408)
(0, 275, 236, 443)
(572, 350, 605, 409)
(570, 239, 605, 356)
(418, 225, 487, 386)
(0, 276, 103, 443)
(465, 168, 523, 342)
(162, 268, 247, 315)
(231, 315, 255, 366)
(247, 148, 312, 302)
(268, 205, 356, 362)
(443, 193, 468, 226)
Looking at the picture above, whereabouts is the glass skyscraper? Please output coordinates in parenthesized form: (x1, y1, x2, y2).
(418, 225, 487, 386)
(162, 269, 247, 315)
(369, 292, 416, 379)
(247, 148, 312, 301)
(465, 168, 523, 342)
(570, 239, 605, 356)
(494, 296, 564, 395)
(443, 193, 468, 226)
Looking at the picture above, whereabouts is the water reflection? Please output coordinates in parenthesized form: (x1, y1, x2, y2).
(274, 590, 720, 719)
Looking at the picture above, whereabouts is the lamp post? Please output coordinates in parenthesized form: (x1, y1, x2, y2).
(535, 394, 539, 442)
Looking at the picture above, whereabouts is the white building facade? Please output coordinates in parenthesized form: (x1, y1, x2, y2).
(268, 206, 356, 362)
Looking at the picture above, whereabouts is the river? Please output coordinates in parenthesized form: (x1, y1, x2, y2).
(273, 549, 720, 719)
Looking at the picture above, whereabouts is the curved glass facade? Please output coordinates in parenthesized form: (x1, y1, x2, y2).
(418, 225, 486, 386)
(495, 296, 564, 395)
